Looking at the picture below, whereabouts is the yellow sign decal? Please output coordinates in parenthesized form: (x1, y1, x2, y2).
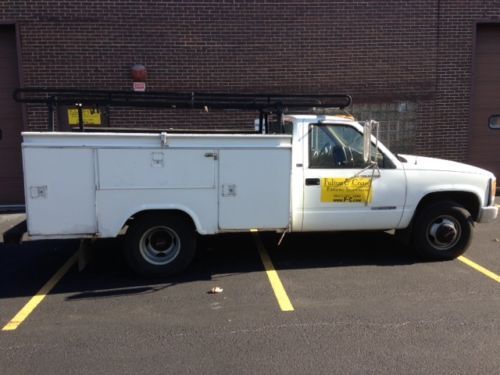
(68, 108, 102, 126)
(321, 177, 373, 203)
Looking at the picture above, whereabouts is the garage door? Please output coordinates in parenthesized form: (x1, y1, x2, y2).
(470, 24, 500, 181)
(0, 26, 24, 207)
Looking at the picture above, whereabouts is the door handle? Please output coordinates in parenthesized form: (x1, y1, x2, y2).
(305, 178, 320, 186)
(204, 152, 218, 160)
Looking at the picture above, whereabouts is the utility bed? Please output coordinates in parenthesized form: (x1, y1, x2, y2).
(22, 132, 292, 238)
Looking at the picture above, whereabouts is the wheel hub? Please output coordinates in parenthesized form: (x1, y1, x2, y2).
(435, 223, 457, 244)
(139, 226, 181, 265)
(149, 231, 172, 252)
(428, 217, 461, 250)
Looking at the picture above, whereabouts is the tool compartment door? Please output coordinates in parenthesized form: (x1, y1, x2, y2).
(23, 147, 97, 235)
(218, 149, 291, 230)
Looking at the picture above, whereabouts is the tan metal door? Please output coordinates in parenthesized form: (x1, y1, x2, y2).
(0, 26, 24, 206)
(470, 24, 500, 180)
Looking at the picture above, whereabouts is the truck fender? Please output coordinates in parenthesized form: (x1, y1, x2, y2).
(398, 186, 483, 229)
(97, 204, 210, 238)
(127, 205, 206, 234)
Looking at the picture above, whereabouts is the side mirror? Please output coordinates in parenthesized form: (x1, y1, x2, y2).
(363, 120, 379, 164)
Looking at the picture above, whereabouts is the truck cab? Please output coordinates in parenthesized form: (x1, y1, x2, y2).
(288, 115, 496, 261)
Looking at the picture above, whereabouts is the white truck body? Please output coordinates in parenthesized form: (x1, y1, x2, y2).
(22, 115, 497, 238)
(21, 114, 497, 274)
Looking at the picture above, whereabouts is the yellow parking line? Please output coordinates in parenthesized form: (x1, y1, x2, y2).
(252, 231, 294, 312)
(458, 256, 500, 283)
(2, 252, 78, 331)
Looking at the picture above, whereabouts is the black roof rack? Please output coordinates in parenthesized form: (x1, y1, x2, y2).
(13, 88, 352, 133)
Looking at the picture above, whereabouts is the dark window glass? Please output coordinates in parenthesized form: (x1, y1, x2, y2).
(489, 115, 500, 129)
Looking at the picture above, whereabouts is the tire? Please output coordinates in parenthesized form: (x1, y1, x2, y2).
(123, 213, 196, 277)
(412, 200, 473, 260)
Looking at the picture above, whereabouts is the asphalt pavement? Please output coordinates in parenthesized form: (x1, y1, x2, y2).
(0, 204, 499, 375)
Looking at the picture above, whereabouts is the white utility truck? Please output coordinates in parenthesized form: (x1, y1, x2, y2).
(15, 89, 498, 276)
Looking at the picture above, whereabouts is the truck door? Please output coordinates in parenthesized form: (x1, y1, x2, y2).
(301, 122, 406, 231)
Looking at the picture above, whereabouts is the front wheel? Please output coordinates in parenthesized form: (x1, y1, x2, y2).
(413, 201, 473, 260)
(124, 213, 196, 277)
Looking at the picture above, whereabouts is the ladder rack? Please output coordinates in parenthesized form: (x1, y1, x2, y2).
(13, 88, 352, 133)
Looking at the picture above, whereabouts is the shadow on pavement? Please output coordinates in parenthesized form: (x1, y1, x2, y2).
(0, 231, 419, 300)
(261, 231, 419, 269)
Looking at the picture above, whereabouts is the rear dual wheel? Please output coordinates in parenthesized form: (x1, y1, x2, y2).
(124, 213, 196, 277)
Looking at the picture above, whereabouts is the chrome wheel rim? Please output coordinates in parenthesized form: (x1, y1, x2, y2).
(139, 226, 181, 265)
(426, 215, 461, 251)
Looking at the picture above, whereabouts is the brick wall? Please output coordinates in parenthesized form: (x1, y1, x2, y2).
(414, 0, 500, 161)
(1, 0, 499, 160)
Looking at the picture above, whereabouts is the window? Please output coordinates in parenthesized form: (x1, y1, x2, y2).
(308, 124, 390, 169)
(283, 120, 294, 135)
(489, 115, 500, 129)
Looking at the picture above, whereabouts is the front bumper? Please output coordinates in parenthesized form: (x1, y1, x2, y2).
(477, 205, 498, 223)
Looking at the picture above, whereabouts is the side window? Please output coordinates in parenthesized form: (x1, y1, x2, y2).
(309, 124, 389, 169)
(489, 115, 500, 129)
(283, 120, 294, 135)
(309, 126, 341, 168)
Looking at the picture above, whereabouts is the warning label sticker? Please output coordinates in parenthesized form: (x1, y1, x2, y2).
(321, 177, 373, 203)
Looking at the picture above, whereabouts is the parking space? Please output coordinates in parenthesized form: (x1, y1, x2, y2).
(0, 239, 78, 328)
(0, 210, 499, 374)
